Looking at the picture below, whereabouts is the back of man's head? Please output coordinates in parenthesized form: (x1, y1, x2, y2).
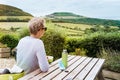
(28, 17, 45, 35)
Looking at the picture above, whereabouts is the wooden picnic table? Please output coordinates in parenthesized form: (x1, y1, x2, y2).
(18, 55, 105, 80)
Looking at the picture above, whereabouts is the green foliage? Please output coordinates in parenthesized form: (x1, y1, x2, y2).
(75, 48, 87, 56)
(0, 32, 4, 38)
(84, 26, 120, 34)
(66, 32, 120, 57)
(98, 48, 120, 72)
(0, 18, 31, 22)
(10, 27, 20, 32)
(18, 27, 29, 39)
(52, 18, 120, 26)
(0, 16, 33, 22)
(42, 29, 65, 60)
(0, 34, 19, 50)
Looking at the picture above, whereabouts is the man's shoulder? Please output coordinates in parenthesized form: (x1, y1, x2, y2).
(20, 36, 43, 45)
(20, 36, 29, 40)
(35, 39, 43, 44)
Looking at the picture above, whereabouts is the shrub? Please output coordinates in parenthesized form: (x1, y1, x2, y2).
(18, 27, 29, 39)
(0, 33, 4, 38)
(98, 48, 120, 72)
(65, 38, 79, 53)
(66, 32, 120, 57)
(0, 34, 19, 50)
(42, 29, 65, 60)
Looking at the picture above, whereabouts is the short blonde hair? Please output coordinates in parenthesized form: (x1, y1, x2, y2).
(28, 17, 45, 35)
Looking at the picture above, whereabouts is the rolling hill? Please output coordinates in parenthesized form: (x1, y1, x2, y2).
(0, 3, 120, 27)
(46, 12, 120, 27)
(0, 4, 32, 16)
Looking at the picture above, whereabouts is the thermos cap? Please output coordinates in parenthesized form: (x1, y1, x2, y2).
(63, 49, 68, 53)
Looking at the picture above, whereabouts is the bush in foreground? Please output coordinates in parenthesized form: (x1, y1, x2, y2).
(42, 29, 65, 60)
(97, 48, 120, 72)
(66, 32, 120, 57)
(0, 34, 18, 50)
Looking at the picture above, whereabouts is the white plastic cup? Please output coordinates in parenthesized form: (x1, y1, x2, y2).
(47, 56, 53, 63)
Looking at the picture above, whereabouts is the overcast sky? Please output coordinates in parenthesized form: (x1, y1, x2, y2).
(0, 0, 120, 20)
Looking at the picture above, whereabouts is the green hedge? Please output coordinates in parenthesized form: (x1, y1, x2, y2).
(98, 48, 120, 72)
(0, 18, 30, 22)
(66, 32, 120, 57)
(42, 29, 65, 60)
(0, 34, 19, 50)
(18, 28, 29, 39)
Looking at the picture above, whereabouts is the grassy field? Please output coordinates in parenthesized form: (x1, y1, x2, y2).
(52, 23, 93, 37)
(0, 22, 28, 30)
(0, 22, 93, 38)
(55, 23, 93, 30)
(0, 16, 33, 20)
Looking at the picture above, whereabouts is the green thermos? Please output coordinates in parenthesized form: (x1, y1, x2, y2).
(62, 49, 68, 68)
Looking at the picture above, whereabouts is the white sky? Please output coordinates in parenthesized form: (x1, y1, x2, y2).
(0, 0, 120, 20)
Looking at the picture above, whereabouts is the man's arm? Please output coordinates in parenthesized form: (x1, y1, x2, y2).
(36, 40, 49, 72)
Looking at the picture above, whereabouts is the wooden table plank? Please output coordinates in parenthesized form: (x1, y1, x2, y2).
(85, 59, 105, 80)
(18, 68, 41, 80)
(30, 55, 76, 80)
(18, 55, 105, 80)
(52, 56, 86, 80)
(41, 56, 81, 80)
(74, 58, 98, 80)
(63, 57, 92, 80)
(18, 55, 74, 80)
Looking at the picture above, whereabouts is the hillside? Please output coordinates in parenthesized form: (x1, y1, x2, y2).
(0, 4, 32, 16)
(46, 12, 120, 27)
(46, 12, 85, 19)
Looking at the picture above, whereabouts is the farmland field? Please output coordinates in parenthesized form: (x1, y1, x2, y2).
(0, 22, 28, 30)
(0, 16, 33, 20)
(55, 23, 93, 30)
(52, 23, 93, 37)
(0, 22, 93, 38)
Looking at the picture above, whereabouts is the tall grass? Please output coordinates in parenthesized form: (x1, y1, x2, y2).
(98, 48, 120, 72)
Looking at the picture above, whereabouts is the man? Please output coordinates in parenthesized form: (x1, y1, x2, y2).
(16, 17, 49, 74)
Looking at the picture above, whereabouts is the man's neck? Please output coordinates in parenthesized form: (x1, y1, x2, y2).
(30, 34, 39, 39)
